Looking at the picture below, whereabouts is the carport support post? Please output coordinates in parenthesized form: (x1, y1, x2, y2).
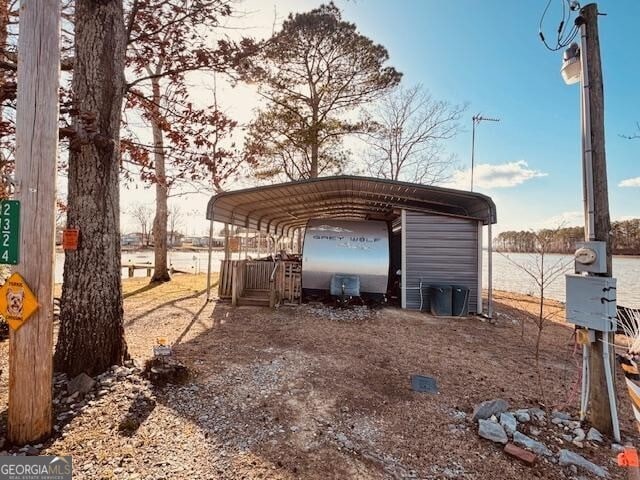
(488, 221, 493, 318)
(206, 218, 214, 300)
(477, 221, 483, 314)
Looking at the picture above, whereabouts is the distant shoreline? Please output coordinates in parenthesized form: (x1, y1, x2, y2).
(491, 249, 640, 259)
(54, 246, 640, 259)
(55, 246, 220, 253)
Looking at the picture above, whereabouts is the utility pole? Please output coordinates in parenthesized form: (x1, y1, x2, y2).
(9, 0, 60, 443)
(470, 114, 500, 191)
(580, 3, 615, 436)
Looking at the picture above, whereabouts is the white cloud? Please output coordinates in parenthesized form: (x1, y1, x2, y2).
(613, 215, 637, 222)
(444, 160, 547, 190)
(538, 210, 583, 229)
(619, 177, 640, 187)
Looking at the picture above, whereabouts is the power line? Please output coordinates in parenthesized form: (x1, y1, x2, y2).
(539, 0, 581, 51)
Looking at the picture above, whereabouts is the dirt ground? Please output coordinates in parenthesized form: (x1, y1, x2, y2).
(0, 275, 636, 479)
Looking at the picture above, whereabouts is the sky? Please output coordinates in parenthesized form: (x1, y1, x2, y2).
(120, 0, 640, 236)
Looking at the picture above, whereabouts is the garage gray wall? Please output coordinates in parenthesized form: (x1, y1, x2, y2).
(403, 211, 479, 313)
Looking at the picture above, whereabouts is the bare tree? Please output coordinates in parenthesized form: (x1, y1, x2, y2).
(621, 121, 640, 140)
(130, 203, 153, 246)
(122, 0, 252, 283)
(55, 197, 67, 229)
(168, 203, 183, 246)
(0, 0, 18, 199)
(500, 227, 573, 405)
(360, 84, 466, 184)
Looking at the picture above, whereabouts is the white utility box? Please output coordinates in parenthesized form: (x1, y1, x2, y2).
(565, 274, 617, 332)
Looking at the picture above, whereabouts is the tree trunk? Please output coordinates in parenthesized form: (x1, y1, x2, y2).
(310, 142, 318, 178)
(310, 107, 319, 178)
(55, 0, 127, 376)
(150, 76, 170, 282)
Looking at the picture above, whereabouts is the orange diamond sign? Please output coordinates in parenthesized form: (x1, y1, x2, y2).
(0, 272, 39, 331)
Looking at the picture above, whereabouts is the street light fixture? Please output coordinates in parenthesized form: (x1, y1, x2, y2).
(470, 114, 500, 191)
(561, 42, 581, 85)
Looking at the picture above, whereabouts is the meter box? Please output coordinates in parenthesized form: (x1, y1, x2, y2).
(574, 241, 607, 274)
(565, 274, 616, 332)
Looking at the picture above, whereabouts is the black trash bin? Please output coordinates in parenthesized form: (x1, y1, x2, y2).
(428, 284, 453, 316)
(452, 285, 470, 316)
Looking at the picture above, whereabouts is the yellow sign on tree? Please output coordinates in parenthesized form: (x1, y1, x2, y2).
(0, 272, 39, 331)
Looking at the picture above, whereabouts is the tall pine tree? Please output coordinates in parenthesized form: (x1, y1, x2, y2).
(245, 3, 401, 180)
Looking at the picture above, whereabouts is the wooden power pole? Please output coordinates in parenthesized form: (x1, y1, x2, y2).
(581, 3, 615, 436)
(9, 0, 60, 444)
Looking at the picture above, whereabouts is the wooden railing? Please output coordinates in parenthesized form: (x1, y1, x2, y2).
(275, 261, 301, 305)
(218, 259, 235, 298)
(231, 260, 245, 307)
(245, 261, 274, 290)
(219, 259, 301, 307)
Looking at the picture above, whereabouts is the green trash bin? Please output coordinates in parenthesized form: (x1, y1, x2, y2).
(428, 284, 453, 316)
(452, 285, 470, 316)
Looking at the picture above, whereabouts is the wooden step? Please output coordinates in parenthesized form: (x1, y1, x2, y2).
(238, 288, 270, 307)
(237, 296, 270, 307)
(242, 289, 269, 297)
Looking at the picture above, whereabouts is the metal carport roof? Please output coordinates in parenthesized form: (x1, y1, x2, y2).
(206, 176, 497, 236)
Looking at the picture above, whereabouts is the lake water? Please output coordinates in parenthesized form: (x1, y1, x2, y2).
(54, 250, 227, 283)
(483, 252, 640, 308)
(54, 250, 640, 308)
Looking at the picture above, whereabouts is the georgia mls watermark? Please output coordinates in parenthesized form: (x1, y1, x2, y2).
(0, 456, 72, 480)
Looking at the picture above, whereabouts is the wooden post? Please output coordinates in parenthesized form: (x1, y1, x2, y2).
(231, 261, 238, 307)
(9, 0, 59, 444)
(224, 223, 230, 260)
(256, 232, 261, 258)
(581, 3, 615, 435)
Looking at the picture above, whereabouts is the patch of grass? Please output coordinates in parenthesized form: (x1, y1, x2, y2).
(54, 273, 218, 301)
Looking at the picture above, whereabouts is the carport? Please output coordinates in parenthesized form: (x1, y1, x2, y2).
(205, 175, 497, 315)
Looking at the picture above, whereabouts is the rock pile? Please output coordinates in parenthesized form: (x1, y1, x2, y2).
(302, 304, 377, 322)
(473, 399, 611, 478)
(0, 361, 151, 456)
(143, 357, 190, 386)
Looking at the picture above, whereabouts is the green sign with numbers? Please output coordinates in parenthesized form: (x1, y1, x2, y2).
(0, 200, 19, 265)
